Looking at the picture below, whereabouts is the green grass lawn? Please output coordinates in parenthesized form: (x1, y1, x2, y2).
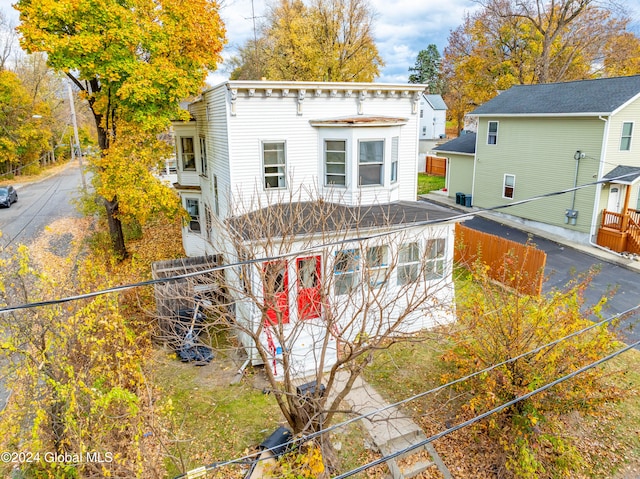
(417, 173, 445, 195)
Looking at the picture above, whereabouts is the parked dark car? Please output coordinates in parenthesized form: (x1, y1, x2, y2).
(0, 186, 17, 207)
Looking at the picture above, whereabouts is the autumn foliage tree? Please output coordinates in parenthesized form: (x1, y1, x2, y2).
(0, 69, 52, 175)
(0, 237, 165, 477)
(444, 262, 623, 478)
(442, 0, 636, 129)
(16, 0, 226, 258)
(230, 0, 383, 82)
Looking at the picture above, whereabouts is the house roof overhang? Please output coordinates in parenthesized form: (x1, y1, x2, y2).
(173, 183, 202, 191)
(309, 115, 408, 127)
(227, 200, 465, 242)
(602, 165, 640, 185)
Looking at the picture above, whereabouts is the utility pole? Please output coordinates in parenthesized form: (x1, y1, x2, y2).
(67, 81, 87, 190)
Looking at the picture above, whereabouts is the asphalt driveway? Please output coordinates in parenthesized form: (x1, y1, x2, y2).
(463, 214, 640, 345)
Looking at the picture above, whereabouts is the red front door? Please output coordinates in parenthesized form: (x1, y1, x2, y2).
(297, 256, 322, 320)
(264, 261, 289, 325)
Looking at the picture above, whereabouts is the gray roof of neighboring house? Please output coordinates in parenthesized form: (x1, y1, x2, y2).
(471, 75, 640, 116)
(423, 94, 447, 111)
(433, 132, 477, 155)
(603, 165, 640, 184)
(228, 201, 462, 240)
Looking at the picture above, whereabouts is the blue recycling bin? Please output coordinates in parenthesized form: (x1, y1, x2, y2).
(464, 194, 472, 207)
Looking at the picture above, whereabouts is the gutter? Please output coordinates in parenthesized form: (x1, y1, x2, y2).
(588, 115, 614, 253)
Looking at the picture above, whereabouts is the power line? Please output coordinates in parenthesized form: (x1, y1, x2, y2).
(332, 339, 640, 479)
(0, 171, 635, 315)
(172, 304, 640, 476)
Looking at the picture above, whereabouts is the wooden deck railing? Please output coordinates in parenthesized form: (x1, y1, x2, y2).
(601, 209, 640, 232)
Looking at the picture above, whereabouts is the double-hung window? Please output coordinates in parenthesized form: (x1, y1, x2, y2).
(397, 242, 420, 285)
(263, 141, 286, 189)
(366, 245, 389, 288)
(325, 140, 346, 186)
(487, 121, 498, 145)
(503, 174, 515, 199)
(180, 137, 196, 170)
(199, 137, 208, 176)
(425, 238, 446, 280)
(621, 122, 633, 151)
(359, 140, 384, 186)
(334, 249, 360, 295)
(390, 137, 399, 184)
(185, 198, 200, 232)
(213, 175, 220, 216)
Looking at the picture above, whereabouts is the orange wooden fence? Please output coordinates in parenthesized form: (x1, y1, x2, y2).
(454, 223, 547, 295)
(425, 155, 446, 176)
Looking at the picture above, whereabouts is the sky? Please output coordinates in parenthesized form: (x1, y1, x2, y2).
(2, 0, 640, 87)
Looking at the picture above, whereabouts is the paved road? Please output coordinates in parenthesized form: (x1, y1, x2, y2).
(0, 162, 84, 411)
(463, 214, 640, 345)
(0, 163, 83, 248)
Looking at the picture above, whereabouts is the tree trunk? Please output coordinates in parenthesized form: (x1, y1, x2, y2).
(104, 196, 128, 259)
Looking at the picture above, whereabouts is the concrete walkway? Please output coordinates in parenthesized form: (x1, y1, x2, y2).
(331, 371, 452, 479)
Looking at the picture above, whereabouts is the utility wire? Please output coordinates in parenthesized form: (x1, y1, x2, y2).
(172, 304, 640, 476)
(332, 339, 640, 479)
(0, 171, 636, 315)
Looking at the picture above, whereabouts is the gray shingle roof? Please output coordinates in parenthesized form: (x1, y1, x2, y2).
(424, 94, 447, 110)
(603, 165, 640, 184)
(471, 75, 640, 116)
(433, 132, 476, 155)
(228, 201, 460, 240)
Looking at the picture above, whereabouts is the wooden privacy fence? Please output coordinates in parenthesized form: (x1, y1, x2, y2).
(425, 155, 446, 176)
(454, 223, 547, 295)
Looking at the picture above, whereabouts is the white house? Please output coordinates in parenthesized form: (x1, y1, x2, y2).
(171, 81, 462, 379)
(418, 94, 447, 141)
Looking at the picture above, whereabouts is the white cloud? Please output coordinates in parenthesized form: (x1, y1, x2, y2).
(0, 0, 480, 86)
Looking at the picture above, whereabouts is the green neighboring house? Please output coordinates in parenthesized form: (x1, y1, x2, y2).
(434, 75, 640, 254)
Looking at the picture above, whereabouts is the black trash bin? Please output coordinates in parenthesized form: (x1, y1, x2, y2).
(455, 192, 463, 205)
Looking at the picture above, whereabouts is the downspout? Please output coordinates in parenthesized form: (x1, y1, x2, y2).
(589, 115, 611, 250)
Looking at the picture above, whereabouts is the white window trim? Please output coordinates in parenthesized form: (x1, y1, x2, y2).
(366, 245, 389, 288)
(620, 121, 634, 151)
(185, 197, 201, 233)
(503, 173, 515, 199)
(390, 136, 399, 184)
(425, 238, 446, 281)
(180, 136, 196, 171)
(487, 121, 499, 145)
(334, 249, 360, 295)
(262, 140, 287, 190)
(324, 139, 347, 187)
(199, 136, 208, 177)
(397, 242, 420, 285)
(358, 138, 385, 187)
